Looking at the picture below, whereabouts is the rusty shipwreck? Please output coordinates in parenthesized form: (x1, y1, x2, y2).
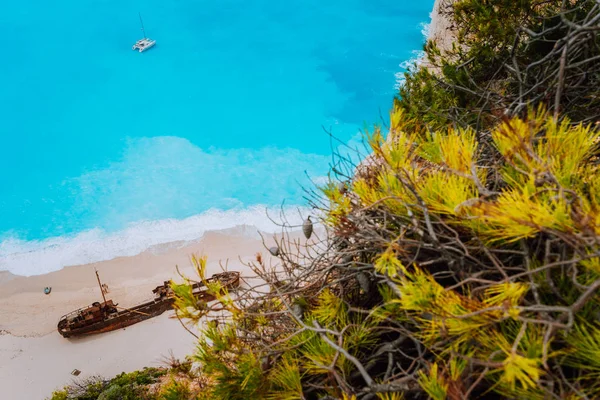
(57, 270, 240, 338)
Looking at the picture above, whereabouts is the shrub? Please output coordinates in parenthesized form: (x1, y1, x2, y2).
(159, 379, 192, 400)
(173, 107, 600, 398)
(49, 390, 68, 400)
(47, 368, 166, 400)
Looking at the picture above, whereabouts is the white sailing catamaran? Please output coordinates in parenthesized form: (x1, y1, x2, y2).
(132, 13, 156, 53)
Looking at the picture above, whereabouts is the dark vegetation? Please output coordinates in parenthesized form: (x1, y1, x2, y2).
(49, 368, 167, 400)
(399, 0, 600, 132)
(49, 360, 197, 400)
(49, 1, 600, 399)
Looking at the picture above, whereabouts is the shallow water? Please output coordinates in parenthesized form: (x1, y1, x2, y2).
(0, 0, 434, 275)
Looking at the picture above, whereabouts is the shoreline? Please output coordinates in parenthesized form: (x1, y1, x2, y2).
(0, 206, 308, 277)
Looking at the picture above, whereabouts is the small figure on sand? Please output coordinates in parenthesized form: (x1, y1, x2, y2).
(101, 283, 109, 294)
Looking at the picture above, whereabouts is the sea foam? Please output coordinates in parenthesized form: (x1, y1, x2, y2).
(393, 19, 432, 91)
(0, 206, 308, 277)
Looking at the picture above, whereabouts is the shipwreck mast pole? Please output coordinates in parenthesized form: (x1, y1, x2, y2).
(95, 269, 108, 306)
(139, 12, 147, 39)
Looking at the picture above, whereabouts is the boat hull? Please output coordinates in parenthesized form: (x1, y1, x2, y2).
(132, 39, 156, 53)
(138, 42, 155, 52)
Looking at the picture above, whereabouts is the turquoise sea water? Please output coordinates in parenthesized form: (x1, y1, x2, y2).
(0, 0, 433, 275)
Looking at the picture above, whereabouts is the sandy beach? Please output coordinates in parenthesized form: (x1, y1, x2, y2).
(0, 226, 275, 400)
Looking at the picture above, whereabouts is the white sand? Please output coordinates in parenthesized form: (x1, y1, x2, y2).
(0, 227, 277, 400)
(0, 314, 195, 400)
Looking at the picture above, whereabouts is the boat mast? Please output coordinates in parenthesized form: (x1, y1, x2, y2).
(139, 12, 147, 39)
(95, 269, 108, 306)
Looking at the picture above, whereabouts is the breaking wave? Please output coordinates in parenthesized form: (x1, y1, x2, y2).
(0, 206, 309, 277)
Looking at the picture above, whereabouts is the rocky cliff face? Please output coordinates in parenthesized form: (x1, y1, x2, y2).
(429, 0, 456, 52)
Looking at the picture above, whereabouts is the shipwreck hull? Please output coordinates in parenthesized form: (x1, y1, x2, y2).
(57, 271, 240, 338)
(58, 298, 175, 338)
